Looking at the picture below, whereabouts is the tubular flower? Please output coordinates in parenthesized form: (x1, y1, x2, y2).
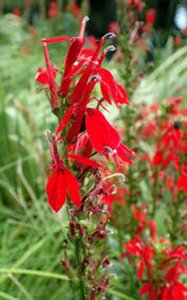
(46, 135, 100, 212)
(86, 108, 136, 165)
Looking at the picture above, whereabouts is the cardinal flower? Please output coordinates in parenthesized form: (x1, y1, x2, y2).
(85, 108, 136, 165)
(177, 166, 187, 193)
(35, 65, 58, 86)
(47, 165, 81, 212)
(46, 134, 100, 212)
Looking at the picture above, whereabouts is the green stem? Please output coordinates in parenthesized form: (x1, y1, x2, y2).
(74, 238, 86, 300)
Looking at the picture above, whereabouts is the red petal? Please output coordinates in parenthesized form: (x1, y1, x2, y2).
(86, 109, 108, 153)
(43, 43, 58, 107)
(35, 67, 49, 85)
(139, 283, 153, 296)
(70, 68, 92, 105)
(64, 37, 83, 75)
(137, 260, 144, 280)
(66, 109, 85, 144)
(75, 133, 89, 154)
(100, 81, 112, 104)
(46, 168, 66, 212)
(177, 172, 187, 193)
(116, 82, 129, 105)
(64, 168, 81, 207)
(41, 36, 71, 43)
(98, 68, 128, 106)
(68, 154, 100, 168)
(58, 38, 84, 97)
(56, 106, 73, 135)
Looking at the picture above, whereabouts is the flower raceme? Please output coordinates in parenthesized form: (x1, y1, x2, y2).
(37, 17, 135, 212)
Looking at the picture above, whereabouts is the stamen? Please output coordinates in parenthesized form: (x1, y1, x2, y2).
(102, 32, 116, 40)
(79, 16, 89, 39)
(103, 146, 114, 154)
(44, 130, 55, 162)
(90, 75, 101, 82)
(104, 45, 116, 54)
(101, 173, 126, 184)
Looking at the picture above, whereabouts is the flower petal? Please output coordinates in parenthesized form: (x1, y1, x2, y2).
(68, 154, 100, 168)
(46, 168, 66, 212)
(56, 106, 74, 135)
(64, 168, 81, 207)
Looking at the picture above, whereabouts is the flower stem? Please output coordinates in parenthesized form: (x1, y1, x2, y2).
(74, 237, 86, 300)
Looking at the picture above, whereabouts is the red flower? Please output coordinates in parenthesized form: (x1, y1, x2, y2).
(47, 166, 81, 212)
(85, 108, 135, 165)
(145, 9, 156, 25)
(46, 136, 100, 212)
(42, 43, 59, 108)
(35, 66, 58, 85)
(177, 167, 187, 193)
(12, 8, 21, 16)
(69, 2, 82, 22)
(123, 235, 154, 281)
(128, 0, 143, 11)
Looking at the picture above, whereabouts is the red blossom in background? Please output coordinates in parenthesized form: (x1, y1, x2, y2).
(12, 8, 21, 16)
(48, 2, 59, 18)
(127, 0, 143, 11)
(145, 9, 156, 26)
(177, 166, 187, 193)
(122, 234, 187, 300)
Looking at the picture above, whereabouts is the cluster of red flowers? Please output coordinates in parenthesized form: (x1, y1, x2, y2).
(122, 234, 187, 300)
(138, 96, 187, 198)
(35, 17, 135, 213)
(113, 92, 187, 299)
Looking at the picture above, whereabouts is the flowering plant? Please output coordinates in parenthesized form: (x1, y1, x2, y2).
(36, 16, 135, 299)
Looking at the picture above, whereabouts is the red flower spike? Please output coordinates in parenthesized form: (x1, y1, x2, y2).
(86, 108, 135, 165)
